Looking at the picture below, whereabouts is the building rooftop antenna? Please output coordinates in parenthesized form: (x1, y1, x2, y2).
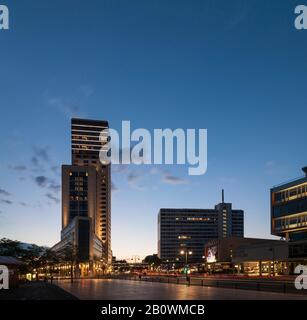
(222, 189, 225, 203)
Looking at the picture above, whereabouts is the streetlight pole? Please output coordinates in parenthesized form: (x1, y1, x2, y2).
(180, 250, 192, 284)
(180, 250, 192, 265)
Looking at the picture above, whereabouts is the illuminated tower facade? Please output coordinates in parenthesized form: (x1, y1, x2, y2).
(55, 118, 112, 270)
(70, 118, 111, 264)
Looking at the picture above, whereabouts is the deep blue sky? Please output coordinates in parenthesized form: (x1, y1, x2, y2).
(0, 0, 307, 259)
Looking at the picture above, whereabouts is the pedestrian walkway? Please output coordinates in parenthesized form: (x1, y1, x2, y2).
(57, 278, 307, 300)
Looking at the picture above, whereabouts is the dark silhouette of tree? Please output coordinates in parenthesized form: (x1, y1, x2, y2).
(0, 238, 24, 257)
(143, 254, 162, 267)
(39, 249, 60, 278)
(57, 244, 78, 283)
(0, 238, 47, 277)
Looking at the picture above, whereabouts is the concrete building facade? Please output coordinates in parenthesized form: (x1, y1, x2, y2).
(52, 118, 112, 276)
(158, 194, 244, 263)
(271, 166, 307, 266)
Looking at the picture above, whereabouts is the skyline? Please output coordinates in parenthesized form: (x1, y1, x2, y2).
(1, 0, 307, 259)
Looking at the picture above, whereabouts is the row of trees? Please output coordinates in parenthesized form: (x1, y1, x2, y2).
(1, 239, 164, 281)
(0, 238, 77, 281)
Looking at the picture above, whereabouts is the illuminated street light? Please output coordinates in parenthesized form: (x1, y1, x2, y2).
(180, 250, 193, 265)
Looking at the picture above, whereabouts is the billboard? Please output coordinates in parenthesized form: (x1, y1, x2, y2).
(206, 246, 218, 263)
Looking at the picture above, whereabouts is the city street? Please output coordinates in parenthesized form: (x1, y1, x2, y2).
(56, 279, 307, 300)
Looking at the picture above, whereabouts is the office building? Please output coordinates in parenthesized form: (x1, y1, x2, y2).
(158, 192, 244, 263)
(53, 118, 112, 276)
(271, 166, 307, 262)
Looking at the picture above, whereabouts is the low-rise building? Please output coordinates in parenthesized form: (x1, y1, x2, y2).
(204, 237, 289, 275)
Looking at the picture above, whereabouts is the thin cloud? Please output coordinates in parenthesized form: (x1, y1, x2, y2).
(149, 167, 189, 185)
(0, 187, 10, 196)
(9, 165, 27, 171)
(34, 176, 49, 187)
(46, 193, 60, 204)
(33, 146, 50, 162)
(48, 182, 61, 193)
(127, 172, 145, 190)
(50, 165, 59, 175)
(47, 96, 81, 118)
(30, 146, 50, 172)
(31, 156, 39, 167)
(264, 160, 286, 176)
(127, 172, 139, 184)
(0, 199, 13, 205)
(162, 173, 188, 185)
(34, 176, 60, 194)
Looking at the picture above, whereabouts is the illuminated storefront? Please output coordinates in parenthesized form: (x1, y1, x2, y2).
(204, 237, 289, 276)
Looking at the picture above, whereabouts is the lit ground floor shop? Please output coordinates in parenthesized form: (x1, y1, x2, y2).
(34, 261, 110, 280)
(204, 237, 307, 276)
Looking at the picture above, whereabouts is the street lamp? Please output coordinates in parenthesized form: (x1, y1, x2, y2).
(180, 250, 192, 265)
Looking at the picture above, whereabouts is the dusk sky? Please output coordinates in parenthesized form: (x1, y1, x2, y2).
(1, 0, 307, 259)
